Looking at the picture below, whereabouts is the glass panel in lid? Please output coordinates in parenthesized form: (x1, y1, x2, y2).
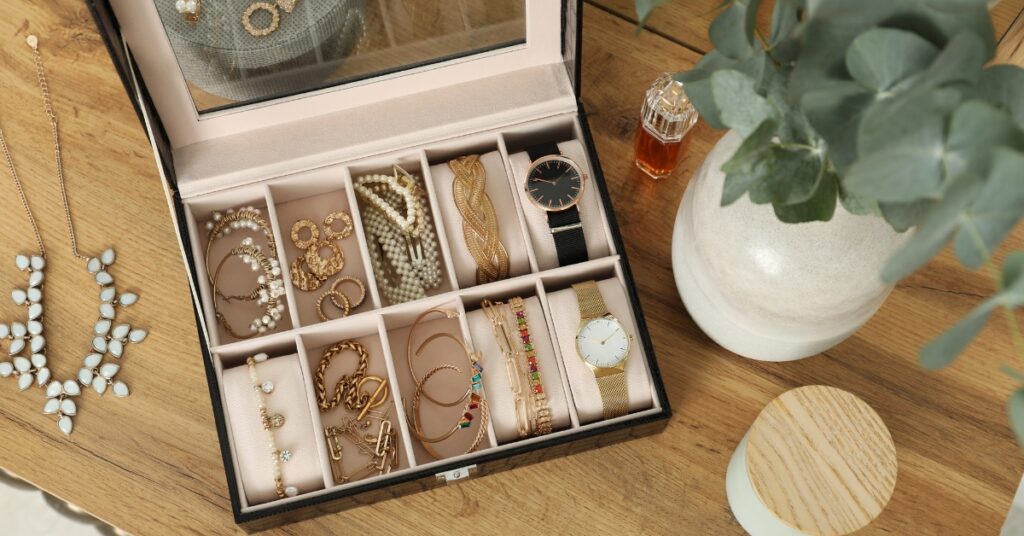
(154, 0, 527, 114)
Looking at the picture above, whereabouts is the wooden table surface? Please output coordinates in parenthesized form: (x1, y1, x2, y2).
(0, 1, 1022, 534)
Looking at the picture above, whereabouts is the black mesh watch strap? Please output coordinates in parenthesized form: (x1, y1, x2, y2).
(526, 141, 561, 162)
(548, 205, 588, 266)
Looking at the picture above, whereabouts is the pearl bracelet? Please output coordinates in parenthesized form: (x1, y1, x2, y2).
(246, 353, 298, 499)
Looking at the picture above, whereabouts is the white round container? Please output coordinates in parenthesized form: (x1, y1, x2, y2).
(726, 386, 897, 536)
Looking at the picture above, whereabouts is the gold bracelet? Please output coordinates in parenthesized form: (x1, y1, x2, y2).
(449, 155, 510, 285)
(481, 299, 531, 438)
(405, 308, 489, 459)
(510, 297, 553, 435)
(246, 353, 297, 498)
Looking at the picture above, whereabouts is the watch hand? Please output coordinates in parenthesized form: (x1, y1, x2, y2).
(531, 177, 556, 185)
(600, 329, 622, 345)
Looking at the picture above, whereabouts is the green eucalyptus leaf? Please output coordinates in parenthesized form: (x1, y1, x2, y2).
(858, 86, 961, 156)
(768, 0, 802, 62)
(845, 28, 938, 91)
(979, 65, 1024, 129)
(919, 293, 999, 369)
(722, 120, 777, 174)
(789, 0, 993, 102)
(676, 51, 739, 129)
(1002, 251, 1024, 301)
(881, 174, 983, 282)
(721, 120, 778, 205)
(711, 70, 776, 137)
(918, 31, 988, 88)
(635, 0, 668, 26)
(801, 82, 875, 171)
(1009, 389, 1024, 447)
(953, 150, 1024, 268)
(839, 184, 881, 216)
(845, 123, 946, 203)
(749, 146, 824, 205)
(945, 100, 1024, 181)
(709, 0, 762, 60)
(879, 200, 933, 232)
(772, 170, 839, 223)
(920, 250, 1024, 370)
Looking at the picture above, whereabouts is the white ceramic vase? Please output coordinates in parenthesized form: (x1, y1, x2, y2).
(671, 131, 908, 361)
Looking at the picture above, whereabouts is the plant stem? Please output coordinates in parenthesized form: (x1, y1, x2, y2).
(963, 217, 1024, 359)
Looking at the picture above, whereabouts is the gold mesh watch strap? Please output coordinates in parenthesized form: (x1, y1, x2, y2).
(573, 281, 628, 419)
(596, 373, 629, 419)
(572, 280, 608, 319)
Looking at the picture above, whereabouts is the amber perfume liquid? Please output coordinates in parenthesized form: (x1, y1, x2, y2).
(634, 121, 692, 180)
(633, 73, 699, 180)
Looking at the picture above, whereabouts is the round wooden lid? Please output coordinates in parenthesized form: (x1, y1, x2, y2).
(746, 386, 897, 536)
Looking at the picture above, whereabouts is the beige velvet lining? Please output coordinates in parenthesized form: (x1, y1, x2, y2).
(222, 354, 324, 505)
(508, 140, 612, 270)
(545, 278, 654, 425)
(430, 150, 532, 289)
(466, 296, 571, 444)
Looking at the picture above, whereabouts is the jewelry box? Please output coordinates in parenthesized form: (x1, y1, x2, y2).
(87, 0, 671, 530)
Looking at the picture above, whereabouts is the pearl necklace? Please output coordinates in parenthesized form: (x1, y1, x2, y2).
(355, 168, 443, 305)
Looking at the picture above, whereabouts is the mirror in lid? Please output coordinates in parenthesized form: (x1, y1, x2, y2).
(155, 0, 527, 113)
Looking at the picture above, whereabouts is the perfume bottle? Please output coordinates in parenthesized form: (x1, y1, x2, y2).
(634, 73, 699, 180)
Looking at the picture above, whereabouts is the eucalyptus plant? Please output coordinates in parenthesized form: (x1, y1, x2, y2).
(638, 0, 1024, 442)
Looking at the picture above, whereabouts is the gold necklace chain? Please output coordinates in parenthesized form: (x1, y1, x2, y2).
(0, 35, 87, 262)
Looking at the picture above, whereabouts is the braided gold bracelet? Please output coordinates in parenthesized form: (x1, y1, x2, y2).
(449, 155, 509, 285)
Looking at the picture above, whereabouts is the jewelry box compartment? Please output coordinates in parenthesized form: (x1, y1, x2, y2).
(184, 115, 667, 521)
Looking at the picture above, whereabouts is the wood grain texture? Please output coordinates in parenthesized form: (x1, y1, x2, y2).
(589, 0, 1024, 53)
(0, 2, 1020, 535)
(746, 386, 897, 535)
(996, 7, 1024, 64)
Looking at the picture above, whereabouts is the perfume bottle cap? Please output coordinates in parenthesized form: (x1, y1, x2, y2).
(640, 73, 699, 143)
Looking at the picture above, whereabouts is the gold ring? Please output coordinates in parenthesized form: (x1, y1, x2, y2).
(242, 2, 280, 37)
(323, 211, 353, 241)
(316, 290, 351, 322)
(291, 219, 320, 250)
(330, 276, 366, 310)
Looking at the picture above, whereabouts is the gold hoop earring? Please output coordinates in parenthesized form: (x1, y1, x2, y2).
(242, 2, 280, 37)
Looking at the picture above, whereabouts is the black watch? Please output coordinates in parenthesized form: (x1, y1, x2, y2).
(523, 142, 589, 267)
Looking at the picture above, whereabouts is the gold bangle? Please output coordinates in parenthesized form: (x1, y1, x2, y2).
(405, 308, 489, 459)
(246, 353, 297, 499)
(449, 155, 510, 285)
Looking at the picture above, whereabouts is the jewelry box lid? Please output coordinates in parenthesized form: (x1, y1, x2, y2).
(88, 0, 582, 197)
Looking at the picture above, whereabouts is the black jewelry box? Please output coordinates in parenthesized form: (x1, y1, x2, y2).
(86, 1, 671, 530)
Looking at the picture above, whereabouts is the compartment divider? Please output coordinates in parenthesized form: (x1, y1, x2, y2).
(184, 205, 223, 348)
(535, 278, 581, 429)
(571, 121, 619, 257)
(375, 314, 420, 469)
(417, 149, 461, 292)
(497, 134, 541, 274)
(294, 335, 336, 489)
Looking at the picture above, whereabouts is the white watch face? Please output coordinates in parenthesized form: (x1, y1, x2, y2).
(576, 317, 630, 368)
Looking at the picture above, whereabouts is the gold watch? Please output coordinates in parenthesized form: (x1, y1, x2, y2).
(572, 280, 632, 420)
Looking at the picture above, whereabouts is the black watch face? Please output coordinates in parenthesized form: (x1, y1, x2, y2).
(526, 157, 584, 211)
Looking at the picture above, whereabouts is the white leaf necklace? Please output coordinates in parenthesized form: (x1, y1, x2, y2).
(0, 35, 148, 435)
